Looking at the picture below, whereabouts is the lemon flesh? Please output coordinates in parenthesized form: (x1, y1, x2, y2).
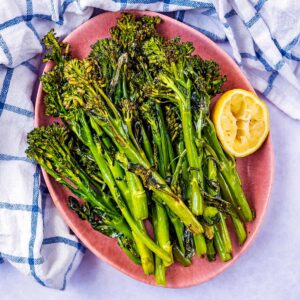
(212, 89, 270, 157)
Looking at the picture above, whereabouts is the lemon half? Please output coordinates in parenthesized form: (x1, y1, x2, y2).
(212, 89, 270, 158)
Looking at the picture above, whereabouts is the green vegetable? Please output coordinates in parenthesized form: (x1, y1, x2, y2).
(27, 13, 254, 284)
(26, 125, 136, 260)
(69, 197, 141, 265)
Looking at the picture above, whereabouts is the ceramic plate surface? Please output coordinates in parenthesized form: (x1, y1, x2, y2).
(35, 11, 274, 288)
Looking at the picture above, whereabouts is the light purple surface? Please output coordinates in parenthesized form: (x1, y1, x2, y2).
(0, 97, 300, 299)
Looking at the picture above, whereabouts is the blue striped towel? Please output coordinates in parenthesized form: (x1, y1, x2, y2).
(0, 0, 299, 290)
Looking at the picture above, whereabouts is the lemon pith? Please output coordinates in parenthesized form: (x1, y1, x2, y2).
(212, 89, 270, 157)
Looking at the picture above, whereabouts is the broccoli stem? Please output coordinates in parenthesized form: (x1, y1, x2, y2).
(218, 173, 247, 245)
(140, 125, 154, 165)
(104, 152, 130, 200)
(204, 118, 253, 222)
(92, 118, 149, 221)
(178, 146, 206, 256)
(173, 244, 191, 267)
(217, 213, 232, 255)
(132, 230, 154, 275)
(155, 108, 186, 258)
(105, 154, 153, 273)
(155, 104, 170, 177)
(205, 147, 232, 259)
(181, 110, 203, 216)
(206, 238, 216, 261)
(113, 163, 154, 274)
(152, 204, 167, 286)
(121, 65, 150, 165)
(214, 225, 232, 262)
(168, 211, 185, 254)
(147, 113, 164, 175)
(150, 114, 173, 264)
(231, 216, 247, 246)
(194, 233, 207, 257)
(118, 237, 141, 265)
(166, 131, 176, 175)
(176, 141, 189, 193)
(153, 201, 173, 266)
(152, 189, 202, 235)
(159, 74, 203, 216)
(126, 171, 148, 220)
(154, 255, 166, 286)
(205, 138, 247, 245)
(145, 103, 176, 267)
(169, 150, 187, 254)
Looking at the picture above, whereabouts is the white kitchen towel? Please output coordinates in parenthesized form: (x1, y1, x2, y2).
(0, 0, 299, 290)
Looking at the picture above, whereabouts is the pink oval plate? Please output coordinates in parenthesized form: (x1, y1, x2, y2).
(35, 11, 274, 288)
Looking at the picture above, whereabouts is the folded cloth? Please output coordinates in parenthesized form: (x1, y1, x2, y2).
(0, 1, 92, 290)
(0, 0, 299, 290)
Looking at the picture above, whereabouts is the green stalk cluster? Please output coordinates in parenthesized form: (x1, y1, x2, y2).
(27, 13, 254, 285)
